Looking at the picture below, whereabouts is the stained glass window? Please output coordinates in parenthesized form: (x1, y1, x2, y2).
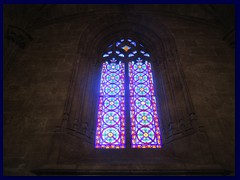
(96, 38, 161, 149)
(129, 59, 161, 148)
(95, 59, 125, 149)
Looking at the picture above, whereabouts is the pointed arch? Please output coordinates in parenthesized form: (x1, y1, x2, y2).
(95, 38, 162, 149)
(62, 14, 197, 153)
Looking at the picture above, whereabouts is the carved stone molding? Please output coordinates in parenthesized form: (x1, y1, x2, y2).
(38, 13, 217, 172)
(61, 13, 201, 146)
(32, 163, 231, 175)
(223, 28, 235, 48)
(6, 25, 33, 49)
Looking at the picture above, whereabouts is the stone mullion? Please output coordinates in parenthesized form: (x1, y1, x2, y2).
(62, 22, 89, 127)
(172, 52, 192, 130)
(85, 62, 101, 141)
(4, 44, 19, 77)
(152, 61, 170, 145)
(62, 56, 80, 129)
(64, 54, 90, 131)
(73, 58, 91, 133)
(174, 53, 198, 130)
(4, 25, 33, 77)
(166, 38, 193, 132)
(168, 58, 187, 132)
(77, 59, 99, 141)
(168, 47, 196, 132)
(162, 57, 181, 137)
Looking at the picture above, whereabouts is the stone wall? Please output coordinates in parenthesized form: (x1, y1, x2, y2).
(171, 20, 235, 171)
(3, 6, 234, 175)
(4, 21, 79, 175)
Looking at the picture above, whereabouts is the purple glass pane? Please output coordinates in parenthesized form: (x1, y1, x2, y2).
(129, 60, 161, 148)
(95, 61, 125, 149)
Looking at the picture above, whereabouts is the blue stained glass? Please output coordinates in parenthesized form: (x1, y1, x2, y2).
(131, 42, 136, 46)
(144, 53, 150, 57)
(95, 61, 125, 149)
(99, 38, 160, 149)
(122, 45, 131, 52)
(129, 60, 161, 148)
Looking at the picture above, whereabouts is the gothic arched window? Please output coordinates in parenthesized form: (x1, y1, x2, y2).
(95, 39, 161, 149)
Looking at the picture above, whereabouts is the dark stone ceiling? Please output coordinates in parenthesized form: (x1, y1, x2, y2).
(4, 4, 235, 47)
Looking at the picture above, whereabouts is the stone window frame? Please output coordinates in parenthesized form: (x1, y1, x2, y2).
(32, 14, 213, 175)
(95, 38, 163, 149)
(58, 16, 199, 160)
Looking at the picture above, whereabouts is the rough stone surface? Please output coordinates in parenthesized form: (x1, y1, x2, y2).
(3, 5, 235, 175)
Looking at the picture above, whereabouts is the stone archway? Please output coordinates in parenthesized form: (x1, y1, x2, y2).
(32, 13, 226, 175)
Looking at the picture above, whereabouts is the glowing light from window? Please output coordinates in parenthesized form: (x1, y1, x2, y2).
(95, 61, 125, 149)
(129, 60, 161, 148)
(122, 45, 131, 52)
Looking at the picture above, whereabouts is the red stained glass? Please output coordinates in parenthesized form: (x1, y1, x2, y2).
(95, 60, 125, 149)
(129, 60, 162, 148)
(96, 39, 161, 149)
